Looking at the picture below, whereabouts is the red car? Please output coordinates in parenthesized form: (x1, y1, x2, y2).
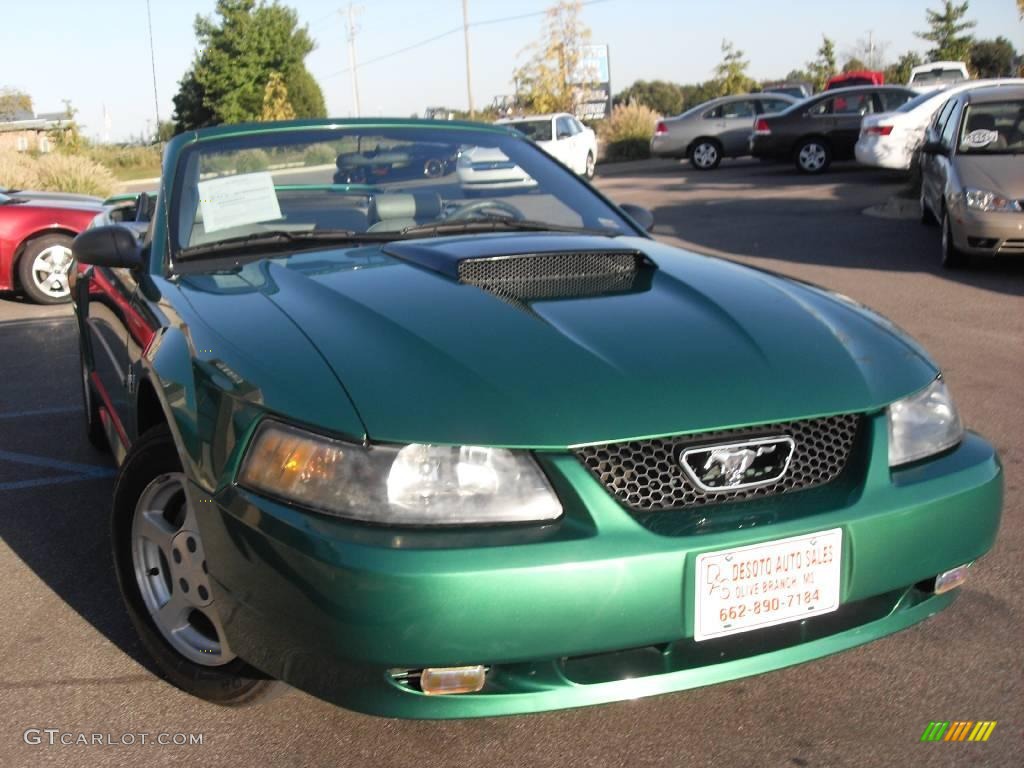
(0, 189, 103, 304)
(826, 71, 885, 90)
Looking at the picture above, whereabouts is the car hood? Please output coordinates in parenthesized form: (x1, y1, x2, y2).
(955, 154, 1024, 199)
(183, 234, 937, 448)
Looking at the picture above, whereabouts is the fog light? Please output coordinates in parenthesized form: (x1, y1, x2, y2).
(934, 563, 971, 594)
(420, 665, 487, 695)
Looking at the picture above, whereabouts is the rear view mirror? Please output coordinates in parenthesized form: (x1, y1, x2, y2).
(73, 225, 145, 269)
(620, 204, 655, 232)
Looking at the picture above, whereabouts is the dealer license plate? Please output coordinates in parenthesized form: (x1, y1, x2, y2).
(694, 528, 842, 642)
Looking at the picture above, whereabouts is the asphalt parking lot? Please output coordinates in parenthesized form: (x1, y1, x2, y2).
(1, 158, 1022, 767)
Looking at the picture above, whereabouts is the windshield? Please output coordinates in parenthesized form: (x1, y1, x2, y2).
(171, 125, 632, 256)
(502, 119, 553, 142)
(911, 69, 965, 86)
(958, 101, 1024, 154)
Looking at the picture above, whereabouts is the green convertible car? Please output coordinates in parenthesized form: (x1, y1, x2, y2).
(71, 119, 1002, 718)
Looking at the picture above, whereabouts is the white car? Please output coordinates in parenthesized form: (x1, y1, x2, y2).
(855, 78, 1024, 170)
(456, 146, 538, 192)
(497, 114, 598, 178)
(908, 61, 969, 94)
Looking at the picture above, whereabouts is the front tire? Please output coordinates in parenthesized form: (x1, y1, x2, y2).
(795, 138, 831, 174)
(18, 233, 75, 304)
(689, 140, 722, 170)
(941, 211, 967, 269)
(920, 186, 936, 225)
(112, 425, 285, 706)
(584, 151, 596, 179)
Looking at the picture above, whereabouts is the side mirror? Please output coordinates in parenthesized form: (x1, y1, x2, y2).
(921, 139, 947, 156)
(73, 225, 145, 269)
(620, 203, 655, 232)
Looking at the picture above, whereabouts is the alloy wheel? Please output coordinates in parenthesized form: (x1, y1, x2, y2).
(798, 143, 827, 173)
(131, 473, 236, 667)
(29, 245, 74, 300)
(693, 142, 719, 169)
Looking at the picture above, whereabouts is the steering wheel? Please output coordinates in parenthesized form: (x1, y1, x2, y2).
(448, 199, 525, 221)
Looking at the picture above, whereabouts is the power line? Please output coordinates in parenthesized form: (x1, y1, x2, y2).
(145, 0, 160, 130)
(324, 0, 609, 79)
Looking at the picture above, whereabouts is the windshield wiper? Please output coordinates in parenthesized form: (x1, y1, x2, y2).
(398, 217, 619, 238)
(178, 229, 389, 259)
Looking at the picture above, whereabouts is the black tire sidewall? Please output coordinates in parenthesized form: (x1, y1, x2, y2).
(17, 233, 75, 305)
(112, 425, 278, 705)
(585, 152, 596, 179)
(941, 212, 966, 269)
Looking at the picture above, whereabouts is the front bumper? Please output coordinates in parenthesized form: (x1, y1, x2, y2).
(950, 204, 1024, 256)
(197, 420, 1002, 718)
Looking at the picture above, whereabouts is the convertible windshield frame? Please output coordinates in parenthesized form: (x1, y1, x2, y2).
(167, 124, 639, 266)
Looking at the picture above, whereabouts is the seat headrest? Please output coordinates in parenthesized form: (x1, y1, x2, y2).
(372, 192, 442, 221)
(966, 113, 995, 133)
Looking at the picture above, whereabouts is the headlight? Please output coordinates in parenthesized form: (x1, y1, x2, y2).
(964, 187, 1022, 213)
(888, 377, 963, 467)
(237, 421, 562, 525)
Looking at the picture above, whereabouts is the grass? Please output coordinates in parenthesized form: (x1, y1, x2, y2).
(0, 150, 118, 197)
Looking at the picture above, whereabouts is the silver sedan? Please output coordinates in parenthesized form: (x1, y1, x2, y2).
(651, 93, 798, 170)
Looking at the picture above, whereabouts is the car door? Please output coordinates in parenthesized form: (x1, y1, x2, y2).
(552, 116, 579, 170)
(828, 92, 874, 157)
(921, 97, 958, 216)
(930, 98, 964, 217)
(76, 253, 144, 461)
(717, 99, 758, 156)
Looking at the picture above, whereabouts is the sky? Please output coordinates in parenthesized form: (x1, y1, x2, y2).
(3, 0, 1021, 141)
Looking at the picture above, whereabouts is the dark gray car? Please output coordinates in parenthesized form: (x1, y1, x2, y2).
(650, 93, 798, 170)
(750, 86, 917, 173)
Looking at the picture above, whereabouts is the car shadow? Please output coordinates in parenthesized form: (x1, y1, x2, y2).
(605, 159, 1024, 297)
(0, 317, 159, 675)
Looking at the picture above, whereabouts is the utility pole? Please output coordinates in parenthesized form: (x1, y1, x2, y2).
(344, 4, 362, 118)
(462, 0, 474, 118)
(868, 30, 875, 69)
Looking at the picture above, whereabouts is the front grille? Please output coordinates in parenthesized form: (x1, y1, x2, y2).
(998, 239, 1024, 253)
(457, 251, 641, 301)
(575, 414, 861, 512)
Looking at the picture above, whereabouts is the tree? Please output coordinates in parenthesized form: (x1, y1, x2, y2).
(172, 0, 324, 131)
(843, 57, 867, 73)
(969, 37, 1017, 77)
(155, 120, 177, 142)
(782, 69, 813, 85)
(807, 36, 838, 91)
(0, 87, 32, 121)
(916, 1, 976, 62)
(843, 35, 891, 71)
(514, 0, 593, 114)
(884, 51, 924, 84)
(709, 40, 754, 97)
(614, 80, 684, 116)
(284, 67, 326, 119)
(260, 72, 296, 121)
(1018, 0, 1023, 19)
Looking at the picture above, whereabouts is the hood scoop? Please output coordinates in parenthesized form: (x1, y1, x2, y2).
(384, 235, 654, 303)
(458, 251, 648, 302)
